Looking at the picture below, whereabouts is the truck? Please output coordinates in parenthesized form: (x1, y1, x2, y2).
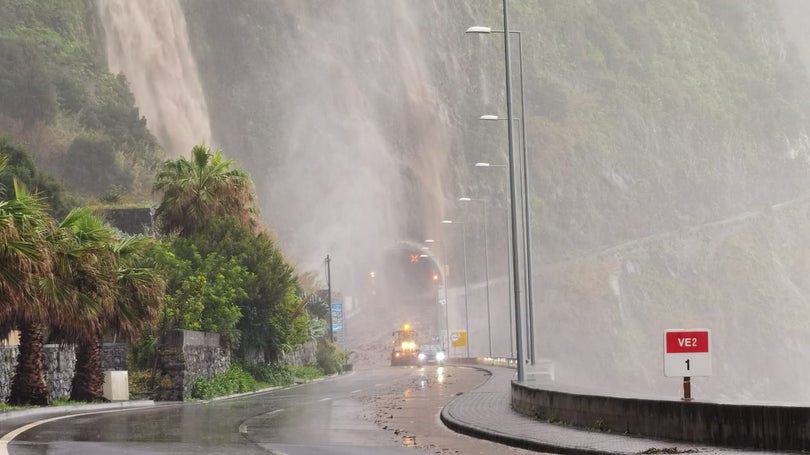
(390, 323, 420, 366)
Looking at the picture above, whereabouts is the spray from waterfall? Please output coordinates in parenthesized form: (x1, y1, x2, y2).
(97, 0, 212, 157)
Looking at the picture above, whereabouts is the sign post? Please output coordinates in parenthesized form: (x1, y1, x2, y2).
(664, 329, 711, 401)
(450, 331, 467, 357)
(331, 303, 345, 349)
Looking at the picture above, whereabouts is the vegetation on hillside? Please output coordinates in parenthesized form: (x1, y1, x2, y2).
(511, 0, 810, 259)
(0, 142, 343, 406)
(0, 0, 162, 203)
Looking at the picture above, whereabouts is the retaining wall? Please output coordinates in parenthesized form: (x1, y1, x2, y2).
(154, 329, 230, 401)
(280, 339, 318, 367)
(512, 381, 810, 452)
(0, 343, 127, 402)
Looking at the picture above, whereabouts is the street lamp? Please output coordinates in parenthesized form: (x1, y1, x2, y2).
(474, 162, 515, 358)
(469, 22, 535, 366)
(474, 162, 505, 168)
(441, 219, 470, 358)
(458, 196, 493, 358)
(479, 113, 534, 365)
(425, 238, 451, 353)
(466, 0, 526, 380)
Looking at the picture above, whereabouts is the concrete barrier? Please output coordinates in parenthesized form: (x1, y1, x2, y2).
(511, 381, 810, 452)
(103, 371, 129, 401)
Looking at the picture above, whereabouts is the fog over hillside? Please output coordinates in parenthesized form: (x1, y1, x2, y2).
(99, 0, 810, 402)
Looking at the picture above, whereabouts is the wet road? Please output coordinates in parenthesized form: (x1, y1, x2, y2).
(2, 365, 533, 454)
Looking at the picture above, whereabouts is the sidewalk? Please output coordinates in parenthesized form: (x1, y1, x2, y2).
(440, 366, 783, 455)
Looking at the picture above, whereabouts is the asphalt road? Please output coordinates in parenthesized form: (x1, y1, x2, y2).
(1, 365, 539, 454)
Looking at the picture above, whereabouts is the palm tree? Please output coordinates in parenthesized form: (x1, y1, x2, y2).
(69, 234, 164, 402)
(1, 180, 55, 406)
(45, 208, 117, 402)
(153, 143, 258, 236)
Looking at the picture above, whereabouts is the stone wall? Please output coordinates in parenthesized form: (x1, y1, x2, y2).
(154, 330, 230, 401)
(102, 343, 128, 371)
(0, 343, 128, 403)
(280, 339, 318, 367)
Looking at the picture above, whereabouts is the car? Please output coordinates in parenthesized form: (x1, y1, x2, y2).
(417, 344, 446, 365)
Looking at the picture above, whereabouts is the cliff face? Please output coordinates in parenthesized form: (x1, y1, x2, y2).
(172, 1, 810, 400)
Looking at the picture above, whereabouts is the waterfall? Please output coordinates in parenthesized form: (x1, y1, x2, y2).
(97, 0, 212, 157)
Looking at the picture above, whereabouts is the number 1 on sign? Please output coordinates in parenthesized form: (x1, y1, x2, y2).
(685, 359, 690, 370)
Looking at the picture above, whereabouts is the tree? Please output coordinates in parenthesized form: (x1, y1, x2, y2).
(69, 234, 164, 402)
(0, 36, 58, 128)
(187, 217, 307, 363)
(60, 137, 134, 197)
(153, 143, 258, 236)
(0, 135, 75, 219)
(155, 239, 249, 347)
(45, 208, 117, 402)
(0, 180, 55, 406)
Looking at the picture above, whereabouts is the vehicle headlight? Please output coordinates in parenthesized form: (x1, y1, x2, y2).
(418, 353, 426, 360)
(408, 342, 416, 350)
(401, 342, 408, 350)
(435, 352, 446, 361)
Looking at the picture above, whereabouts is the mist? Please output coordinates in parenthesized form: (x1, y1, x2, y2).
(98, 0, 810, 403)
(97, 0, 212, 157)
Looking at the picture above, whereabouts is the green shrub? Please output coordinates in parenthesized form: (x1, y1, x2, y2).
(288, 365, 324, 381)
(315, 339, 347, 375)
(245, 363, 294, 386)
(190, 364, 260, 400)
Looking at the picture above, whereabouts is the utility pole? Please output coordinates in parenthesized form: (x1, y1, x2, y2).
(326, 255, 333, 343)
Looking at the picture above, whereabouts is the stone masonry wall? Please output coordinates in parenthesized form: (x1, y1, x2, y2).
(102, 343, 128, 371)
(0, 343, 127, 403)
(154, 330, 230, 401)
(280, 339, 318, 367)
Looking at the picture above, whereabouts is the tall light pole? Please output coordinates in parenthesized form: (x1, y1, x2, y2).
(458, 196, 493, 358)
(474, 162, 515, 358)
(469, 24, 535, 366)
(479, 113, 534, 364)
(442, 219, 470, 358)
(425, 238, 450, 353)
(466, 0, 525, 379)
(325, 254, 333, 343)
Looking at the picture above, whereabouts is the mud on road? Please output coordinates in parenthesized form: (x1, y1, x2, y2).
(359, 365, 546, 455)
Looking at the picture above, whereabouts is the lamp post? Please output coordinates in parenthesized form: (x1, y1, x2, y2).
(325, 255, 333, 343)
(479, 114, 534, 365)
(466, 0, 525, 380)
(425, 238, 450, 353)
(442, 219, 470, 358)
(458, 196, 493, 358)
(469, 23, 535, 366)
(474, 162, 515, 358)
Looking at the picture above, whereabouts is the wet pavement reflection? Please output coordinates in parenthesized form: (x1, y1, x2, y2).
(4, 366, 536, 454)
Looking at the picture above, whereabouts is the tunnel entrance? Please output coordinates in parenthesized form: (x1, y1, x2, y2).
(377, 242, 442, 344)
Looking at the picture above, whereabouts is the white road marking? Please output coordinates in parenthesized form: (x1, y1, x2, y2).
(0, 407, 136, 455)
(350, 389, 362, 394)
(237, 409, 284, 436)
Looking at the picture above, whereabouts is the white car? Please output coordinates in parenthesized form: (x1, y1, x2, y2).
(418, 344, 446, 365)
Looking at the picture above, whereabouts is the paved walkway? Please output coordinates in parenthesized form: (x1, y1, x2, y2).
(440, 366, 784, 455)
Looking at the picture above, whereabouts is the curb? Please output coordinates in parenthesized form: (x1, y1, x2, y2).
(439, 365, 616, 455)
(0, 400, 156, 423)
(199, 371, 345, 403)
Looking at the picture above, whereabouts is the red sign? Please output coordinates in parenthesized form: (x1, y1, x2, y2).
(665, 331, 709, 353)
